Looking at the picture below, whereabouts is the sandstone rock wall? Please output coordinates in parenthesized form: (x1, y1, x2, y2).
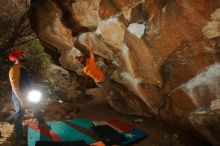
(30, 0, 220, 144)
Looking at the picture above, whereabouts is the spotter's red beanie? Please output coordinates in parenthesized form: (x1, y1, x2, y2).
(9, 50, 24, 62)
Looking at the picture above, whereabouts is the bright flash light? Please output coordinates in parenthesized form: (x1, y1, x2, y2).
(27, 90, 42, 103)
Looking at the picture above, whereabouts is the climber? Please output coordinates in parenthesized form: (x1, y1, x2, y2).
(9, 49, 46, 145)
(74, 34, 120, 101)
(75, 34, 105, 87)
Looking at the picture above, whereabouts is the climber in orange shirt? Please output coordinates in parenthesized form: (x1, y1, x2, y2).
(75, 34, 120, 101)
(75, 35, 105, 87)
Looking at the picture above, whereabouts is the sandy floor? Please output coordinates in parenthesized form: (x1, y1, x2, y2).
(0, 88, 207, 146)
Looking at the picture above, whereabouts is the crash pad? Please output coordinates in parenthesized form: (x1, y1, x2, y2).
(28, 119, 148, 146)
(92, 119, 148, 146)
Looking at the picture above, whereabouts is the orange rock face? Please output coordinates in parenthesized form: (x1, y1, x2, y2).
(30, 0, 220, 144)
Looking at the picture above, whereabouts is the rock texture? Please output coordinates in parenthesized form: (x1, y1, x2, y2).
(30, 0, 220, 145)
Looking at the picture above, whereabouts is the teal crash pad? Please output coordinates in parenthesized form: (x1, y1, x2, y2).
(28, 119, 148, 146)
(28, 119, 97, 146)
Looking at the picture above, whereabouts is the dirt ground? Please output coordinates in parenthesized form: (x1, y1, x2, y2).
(0, 87, 209, 146)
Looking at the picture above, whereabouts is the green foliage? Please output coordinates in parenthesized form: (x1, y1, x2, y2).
(0, 37, 7, 46)
(0, 36, 12, 81)
(0, 53, 12, 80)
(23, 42, 51, 77)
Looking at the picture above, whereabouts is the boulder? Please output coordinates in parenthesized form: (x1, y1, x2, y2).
(30, 0, 220, 144)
